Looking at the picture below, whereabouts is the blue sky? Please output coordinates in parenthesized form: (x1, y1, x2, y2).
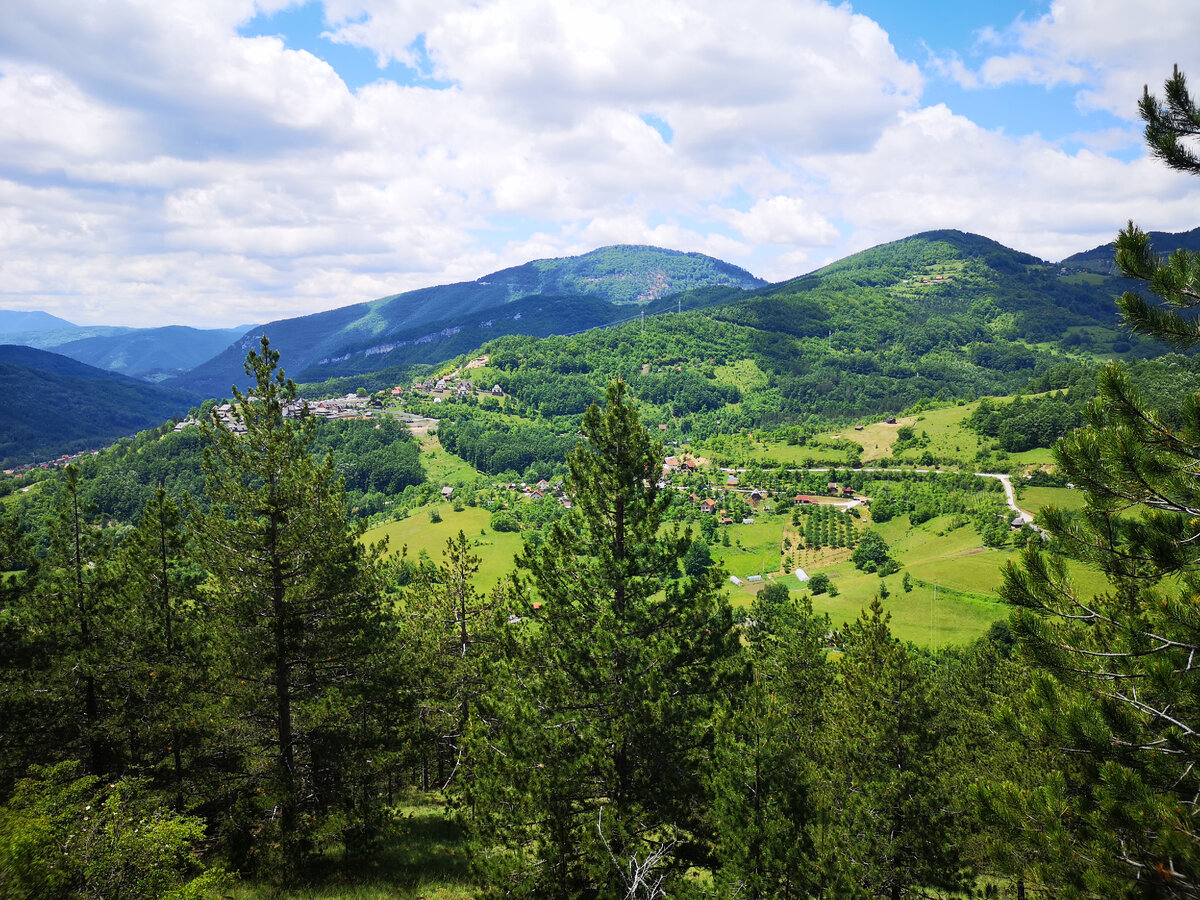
(0, 0, 1197, 327)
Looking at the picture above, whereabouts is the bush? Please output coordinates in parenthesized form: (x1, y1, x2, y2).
(0, 762, 227, 900)
(490, 510, 520, 532)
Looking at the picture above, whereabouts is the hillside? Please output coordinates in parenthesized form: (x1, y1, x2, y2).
(449, 230, 1144, 434)
(0, 310, 75, 333)
(0, 319, 252, 380)
(171, 245, 764, 397)
(52, 324, 250, 380)
(0, 345, 199, 468)
(1059, 225, 1200, 275)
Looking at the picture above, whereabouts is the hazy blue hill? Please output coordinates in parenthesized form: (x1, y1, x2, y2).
(0, 310, 75, 333)
(1059, 226, 1200, 275)
(0, 345, 199, 468)
(53, 324, 250, 380)
(172, 245, 764, 396)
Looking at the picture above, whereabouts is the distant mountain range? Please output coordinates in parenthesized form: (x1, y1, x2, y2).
(1059, 226, 1200, 275)
(0, 319, 251, 381)
(0, 227, 1191, 465)
(0, 345, 199, 468)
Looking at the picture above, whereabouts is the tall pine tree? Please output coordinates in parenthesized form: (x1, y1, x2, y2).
(196, 337, 395, 876)
(1001, 67, 1200, 897)
(468, 379, 738, 899)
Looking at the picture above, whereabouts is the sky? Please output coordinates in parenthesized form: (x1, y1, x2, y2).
(1, 0, 1199, 328)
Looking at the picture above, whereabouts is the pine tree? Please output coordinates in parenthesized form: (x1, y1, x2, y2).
(468, 379, 738, 898)
(108, 487, 213, 806)
(406, 530, 499, 792)
(196, 337, 395, 875)
(712, 589, 829, 899)
(11, 467, 120, 777)
(999, 68, 1200, 896)
(818, 598, 966, 899)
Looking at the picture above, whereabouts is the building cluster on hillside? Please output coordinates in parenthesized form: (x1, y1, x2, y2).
(410, 375, 503, 401)
(185, 394, 373, 435)
(5, 447, 100, 475)
(498, 478, 571, 508)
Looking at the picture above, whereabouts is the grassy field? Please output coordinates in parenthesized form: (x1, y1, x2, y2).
(806, 396, 1060, 469)
(1019, 485, 1086, 515)
(364, 504, 524, 592)
(419, 434, 482, 486)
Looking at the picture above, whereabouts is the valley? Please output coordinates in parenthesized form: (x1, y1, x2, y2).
(2, 222, 1196, 900)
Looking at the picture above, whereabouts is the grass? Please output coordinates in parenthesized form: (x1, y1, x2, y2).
(1019, 485, 1087, 515)
(420, 434, 482, 486)
(364, 504, 524, 593)
(805, 395, 1062, 470)
(221, 798, 476, 900)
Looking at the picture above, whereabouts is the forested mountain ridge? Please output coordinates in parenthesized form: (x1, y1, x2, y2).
(0, 345, 200, 468)
(461, 229, 1151, 433)
(171, 245, 765, 397)
(1060, 225, 1200, 275)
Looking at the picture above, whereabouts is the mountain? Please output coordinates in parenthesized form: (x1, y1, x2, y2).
(51, 325, 251, 380)
(1059, 225, 1200, 275)
(457, 229, 1146, 428)
(171, 245, 764, 397)
(0, 319, 252, 381)
(0, 345, 200, 468)
(0, 310, 75, 333)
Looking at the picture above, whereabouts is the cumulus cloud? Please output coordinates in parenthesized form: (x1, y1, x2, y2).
(960, 0, 1200, 117)
(0, 0, 1195, 327)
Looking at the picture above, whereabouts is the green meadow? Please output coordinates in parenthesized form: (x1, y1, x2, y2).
(364, 504, 524, 593)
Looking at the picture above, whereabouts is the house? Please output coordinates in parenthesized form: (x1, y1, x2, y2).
(842, 486, 855, 496)
(854, 424, 864, 431)
(700, 498, 718, 514)
(749, 490, 765, 501)
(683, 459, 698, 472)
(794, 494, 815, 505)
(441, 486, 454, 499)
(492, 384, 503, 395)
(658, 424, 668, 431)
(720, 516, 734, 525)
(827, 482, 839, 494)
(726, 475, 739, 487)
(536, 479, 551, 492)
(884, 416, 897, 424)
(531, 490, 544, 500)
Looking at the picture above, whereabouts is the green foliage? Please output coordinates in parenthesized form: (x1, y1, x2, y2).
(818, 599, 968, 897)
(195, 337, 399, 877)
(850, 528, 893, 573)
(469, 380, 738, 897)
(0, 345, 197, 468)
(488, 509, 520, 532)
(0, 761, 226, 900)
(997, 68, 1200, 897)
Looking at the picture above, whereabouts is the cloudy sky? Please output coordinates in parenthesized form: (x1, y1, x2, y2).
(1, 0, 1198, 328)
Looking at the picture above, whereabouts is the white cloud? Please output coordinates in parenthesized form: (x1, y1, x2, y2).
(0, 0, 1196, 329)
(963, 0, 1200, 118)
(728, 196, 839, 247)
